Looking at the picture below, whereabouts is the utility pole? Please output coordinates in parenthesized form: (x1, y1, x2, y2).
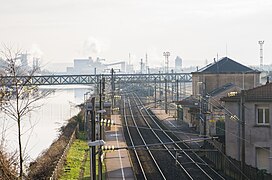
(90, 97, 96, 180)
(203, 98, 207, 136)
(241, 90, 246, 178)
(154, 78, 157, 108)
(176, 79, 179, 102)
(203, 83, 207, 137)
(165, 78, 168, 114)
(199, 82, 207, 136)
(145, 53, 148, 73)
(101, 77, 105, 137)
(98, 79, 103, 180)
(159, 71, 162, 107)
(140, 58, 143, 74)
(84, 92, 90, 134)
(111, 68, 115, 114)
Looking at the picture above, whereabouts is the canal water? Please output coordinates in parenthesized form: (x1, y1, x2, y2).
(0, 85, 93, 162)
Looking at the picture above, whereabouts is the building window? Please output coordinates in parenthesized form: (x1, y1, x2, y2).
(256, 147, 270, 172)
(256, 106, 269, 125)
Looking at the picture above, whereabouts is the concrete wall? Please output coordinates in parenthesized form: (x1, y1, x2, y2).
(192, 73, 260, 97)
(225, 101, 272, 173)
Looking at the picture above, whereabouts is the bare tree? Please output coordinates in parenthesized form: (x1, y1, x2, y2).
(0, 125, 18, 180)
(0, 45, 52, 179)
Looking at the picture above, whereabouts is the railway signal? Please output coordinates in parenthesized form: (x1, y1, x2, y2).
(100, 119, 115, 126)
(101, 145, 115, 151)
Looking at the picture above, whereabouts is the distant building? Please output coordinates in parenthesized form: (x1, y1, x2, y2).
(175, 56, 182, 72)
(222, 82, 272, 173)
(178, 83, 241, 135)
(0, 58, 7, 74)
(104, 61, 127, 73)
(126, 64, 134, 73)
(20, 53, 28, 67)
(66, 57, 107, 74)
(66, 57, 132, 74)
(74, 58, 93, 74)
(178, 57, 261, 135)
(191, 57, 261, 97)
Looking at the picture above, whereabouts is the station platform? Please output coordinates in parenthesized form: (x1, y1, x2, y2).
(104, 115, 135, 180)
(150, 108, 203, 149)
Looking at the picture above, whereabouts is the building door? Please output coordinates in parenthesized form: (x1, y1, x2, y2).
(256, 147, 270, 172)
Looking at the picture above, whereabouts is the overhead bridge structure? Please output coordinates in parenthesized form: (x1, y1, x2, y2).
(1, 73, 192, 86)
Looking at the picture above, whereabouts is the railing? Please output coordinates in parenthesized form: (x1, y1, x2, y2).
(204, 140, 272, 180)
(49, 128, 77, 180)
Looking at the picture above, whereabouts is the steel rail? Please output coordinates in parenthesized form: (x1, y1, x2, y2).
(130, 93, 194, 179)
(122, 97, 147, 180)
(161, 117, 202, 149)
(123, 95, 166, 180)
(134, 94, 225, 180)
(147, 110, 226, 180)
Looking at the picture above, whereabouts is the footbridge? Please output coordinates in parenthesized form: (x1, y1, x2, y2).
(1, 73, 192, 86)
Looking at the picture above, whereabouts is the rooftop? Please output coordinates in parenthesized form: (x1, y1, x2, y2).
(208, 83, 236, 96)
(222, 82, 272, 102)
(192, 57, 260, 74)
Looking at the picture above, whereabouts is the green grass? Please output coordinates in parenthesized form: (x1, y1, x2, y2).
(59, 139, 88, 180)
(59, 133, 106, 180)
(83, 151, 106, 180)
(59, 129, 106, 180)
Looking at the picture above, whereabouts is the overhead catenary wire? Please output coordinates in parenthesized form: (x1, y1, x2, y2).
(200, 93, 272, 166)
(128, 88, 260, 178)
(114, 81, 268, 177)
(136, 92, 226, 179)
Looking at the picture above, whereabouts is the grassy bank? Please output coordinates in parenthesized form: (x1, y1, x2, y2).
(59, 139, 87, 180)
(59, 134, 106, 180)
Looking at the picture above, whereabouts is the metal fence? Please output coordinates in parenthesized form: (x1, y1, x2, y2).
(204, 140, 272, 180)
(49, 128, 77, 180)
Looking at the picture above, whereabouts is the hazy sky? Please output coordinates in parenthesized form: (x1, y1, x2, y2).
(1, 0, 272, 69)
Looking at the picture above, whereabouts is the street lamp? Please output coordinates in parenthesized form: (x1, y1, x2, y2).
(97, 109, 106, 114)
(88, 139, 105, 147)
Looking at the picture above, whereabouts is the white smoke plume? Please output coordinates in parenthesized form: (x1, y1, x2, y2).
(81, 37, 109, 58)
(30, 43, 44, 58)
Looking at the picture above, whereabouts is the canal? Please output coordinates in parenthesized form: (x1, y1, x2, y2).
(0, 85, 93, 162)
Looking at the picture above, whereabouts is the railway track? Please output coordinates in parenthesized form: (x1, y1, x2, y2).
(121, 91, 228, 180)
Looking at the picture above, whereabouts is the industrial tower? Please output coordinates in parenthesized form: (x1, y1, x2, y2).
(163, 52, 170, 73)
(258, 40, 264, 68)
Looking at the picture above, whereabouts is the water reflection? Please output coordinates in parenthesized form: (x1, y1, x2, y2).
(0, 85, 93, 161)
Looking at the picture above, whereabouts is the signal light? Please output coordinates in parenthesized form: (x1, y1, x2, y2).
(102, 145, 115, 151)
(101, 119, 115, 126)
